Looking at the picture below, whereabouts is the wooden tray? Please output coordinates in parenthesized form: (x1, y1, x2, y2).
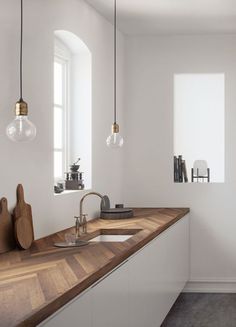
(0, 197, 15, 253)
(13, 184, 34, 250)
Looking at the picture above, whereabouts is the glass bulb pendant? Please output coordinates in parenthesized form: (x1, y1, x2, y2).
(106, 123, 123, 148)
(6, 100, 36, 142)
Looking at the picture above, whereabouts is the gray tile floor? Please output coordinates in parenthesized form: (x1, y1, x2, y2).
(161, 293, 236, 327)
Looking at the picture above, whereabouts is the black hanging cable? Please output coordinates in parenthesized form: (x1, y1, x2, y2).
(113, 0, 116, 123)
(20, 0, 23, 101)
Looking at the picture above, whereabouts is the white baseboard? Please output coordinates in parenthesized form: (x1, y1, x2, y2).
(184, 279, 236, 293)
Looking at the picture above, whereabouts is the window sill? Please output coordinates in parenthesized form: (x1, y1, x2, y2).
(54, 189, 91, 196)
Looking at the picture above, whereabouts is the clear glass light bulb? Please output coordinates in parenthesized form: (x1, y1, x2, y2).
(106, 123, 124, 148)
(106, 132, 124, 148)
(6, 115, 36, 142)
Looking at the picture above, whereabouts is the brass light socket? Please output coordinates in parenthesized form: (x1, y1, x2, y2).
(112, 123, 119, 133)
(15, 99, 28, 116)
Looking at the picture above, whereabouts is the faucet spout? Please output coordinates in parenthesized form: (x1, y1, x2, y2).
(79, 192, 104, 233)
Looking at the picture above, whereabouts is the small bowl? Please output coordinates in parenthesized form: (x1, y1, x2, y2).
(70, 165, 80, 172)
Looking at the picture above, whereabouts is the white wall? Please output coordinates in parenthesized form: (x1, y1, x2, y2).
(124, 35, 236, 288)
(0, 0, 124, 238)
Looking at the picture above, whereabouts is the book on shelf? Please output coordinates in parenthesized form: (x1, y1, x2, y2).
(174, 156, 178, 182)
(178, 155, 183, 182)
(182, 160, 188, 183)
(174, 155, 188, 183)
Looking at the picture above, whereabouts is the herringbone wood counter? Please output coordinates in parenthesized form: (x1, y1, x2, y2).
(0, 208, 189, 327)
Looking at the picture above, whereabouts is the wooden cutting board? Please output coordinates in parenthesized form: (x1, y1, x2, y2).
(0, 197, 15, 253)
(13, 184, 34, 250)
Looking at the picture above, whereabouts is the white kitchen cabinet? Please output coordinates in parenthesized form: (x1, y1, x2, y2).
(40, 262, 129, 327)
(91, 214, 189, 327)
(91, 261, 129, 327)
(40, 290, 92, 327)
(40, 214, 189, 327)
(128, 214, 189, 327)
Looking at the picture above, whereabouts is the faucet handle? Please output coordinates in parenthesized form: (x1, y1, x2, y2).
(82, 214, 88, 224)
(82, 214, 88, 234)
(74, 215, 80, 223)
(74, 216, 80, 238)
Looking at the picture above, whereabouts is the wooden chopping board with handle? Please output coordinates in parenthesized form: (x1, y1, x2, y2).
(0, 197, 15, 253)
(13, 184, 34, 250)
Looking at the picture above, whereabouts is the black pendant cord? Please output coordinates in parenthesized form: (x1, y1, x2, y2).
(20, 0, 23, 101)
(114, 0, 117, 124)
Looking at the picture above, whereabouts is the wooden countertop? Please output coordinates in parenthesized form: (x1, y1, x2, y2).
(0, 208, 189, 327)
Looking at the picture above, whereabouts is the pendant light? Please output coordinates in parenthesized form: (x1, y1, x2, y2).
(6, 0, 36, 142)
(106, 0, 124, 148)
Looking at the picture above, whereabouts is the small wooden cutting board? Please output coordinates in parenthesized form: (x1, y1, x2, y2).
(13, 184, 34, 250)
(0, 197, 15, 253)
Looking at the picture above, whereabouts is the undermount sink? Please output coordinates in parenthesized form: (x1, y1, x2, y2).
(89, 235, 132, 242)
(88, 228, 141, 243)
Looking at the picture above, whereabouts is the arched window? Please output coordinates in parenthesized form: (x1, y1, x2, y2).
(54, 30, 92, 191)
(54, 38, 70, 180)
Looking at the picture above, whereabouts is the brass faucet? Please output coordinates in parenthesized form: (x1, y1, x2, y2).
(78, 192, 103, 235)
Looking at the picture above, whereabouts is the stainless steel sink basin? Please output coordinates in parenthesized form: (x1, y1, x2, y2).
(89, 235, 132, 242)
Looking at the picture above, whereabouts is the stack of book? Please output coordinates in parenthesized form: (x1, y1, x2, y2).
(174, 155, 188, 183)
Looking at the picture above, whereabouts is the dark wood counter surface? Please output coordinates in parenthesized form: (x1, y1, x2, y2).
(0, 208, 189, 327)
